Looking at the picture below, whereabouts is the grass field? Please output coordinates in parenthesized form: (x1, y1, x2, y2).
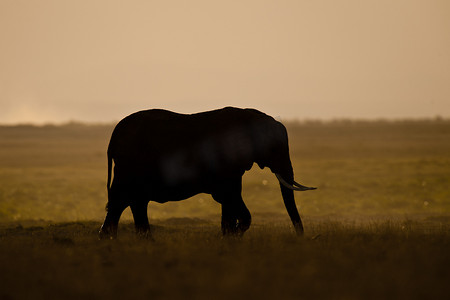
(0, 119, 449, 299)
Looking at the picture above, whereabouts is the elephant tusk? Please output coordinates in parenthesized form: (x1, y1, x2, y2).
(293, 180, 317, 191)
(275, 174, 317, 191)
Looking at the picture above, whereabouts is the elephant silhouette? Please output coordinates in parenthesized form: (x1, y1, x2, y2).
(99, 107, 315, 239)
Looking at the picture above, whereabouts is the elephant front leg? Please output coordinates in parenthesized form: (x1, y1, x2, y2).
(220, 198, 252, 236)
(214, 177, 251, 237)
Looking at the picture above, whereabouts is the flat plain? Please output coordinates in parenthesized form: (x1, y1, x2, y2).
(0, 119, 449, 299)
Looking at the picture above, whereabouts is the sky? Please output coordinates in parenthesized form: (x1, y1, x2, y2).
(1, 0, 449, 124)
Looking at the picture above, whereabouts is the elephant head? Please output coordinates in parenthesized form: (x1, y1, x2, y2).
(251, 117, 316, 234)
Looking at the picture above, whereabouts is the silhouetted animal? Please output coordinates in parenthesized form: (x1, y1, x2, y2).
(99, 107, 316, 239)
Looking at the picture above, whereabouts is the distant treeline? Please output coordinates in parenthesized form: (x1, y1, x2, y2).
(1, 116, 449, 129)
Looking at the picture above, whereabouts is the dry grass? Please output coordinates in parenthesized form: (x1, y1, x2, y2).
(0, 119, 450, 299)
(0, 220, 449, 299)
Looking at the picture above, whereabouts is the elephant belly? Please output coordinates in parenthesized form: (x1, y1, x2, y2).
(113, 161, 227, 203)
(148, 185, 206, 203)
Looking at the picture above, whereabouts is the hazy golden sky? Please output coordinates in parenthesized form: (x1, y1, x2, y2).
(1, 0, 449, 124)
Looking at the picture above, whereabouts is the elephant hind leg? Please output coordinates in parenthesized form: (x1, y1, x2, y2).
(99, 182, 129, 239)
(99, 199, 128, 239)
(236, 201, 251, 235)
(130, 201, 152, 240)
(221, 204, 238, 235)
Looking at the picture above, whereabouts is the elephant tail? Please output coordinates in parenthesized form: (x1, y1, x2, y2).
(106, 147, 112, 199)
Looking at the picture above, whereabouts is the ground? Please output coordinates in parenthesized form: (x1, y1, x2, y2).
(0, 119, 449, 299)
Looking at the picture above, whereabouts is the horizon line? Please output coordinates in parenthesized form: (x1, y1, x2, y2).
(1, 115, 448, 127)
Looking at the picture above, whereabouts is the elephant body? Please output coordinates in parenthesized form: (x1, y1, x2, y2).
(100, 107, 315, 239)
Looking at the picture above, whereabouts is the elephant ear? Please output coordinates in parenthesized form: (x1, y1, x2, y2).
(250, 117, 286, 170)
(249, 119, 268, 169)
(213, 126, 256, 173)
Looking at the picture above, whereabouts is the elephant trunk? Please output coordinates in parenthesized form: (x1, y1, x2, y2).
(276, 166, 304, 235)
(280, 183, 304, 235)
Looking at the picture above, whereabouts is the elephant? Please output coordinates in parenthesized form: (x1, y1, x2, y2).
(99, 107, 316, 239)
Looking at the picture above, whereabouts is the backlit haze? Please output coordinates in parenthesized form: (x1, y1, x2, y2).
(1, 0, 449, 124)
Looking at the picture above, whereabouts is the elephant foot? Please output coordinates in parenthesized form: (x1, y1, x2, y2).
(222, 226, 238, 236)
(221, 231, 244, 243)
(135, 225, 154, 241)
(136, 230, 154, 241)
(222, 227, 245, 238)
(222, 221, 250, 237)
(98, 225, 117, 240)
